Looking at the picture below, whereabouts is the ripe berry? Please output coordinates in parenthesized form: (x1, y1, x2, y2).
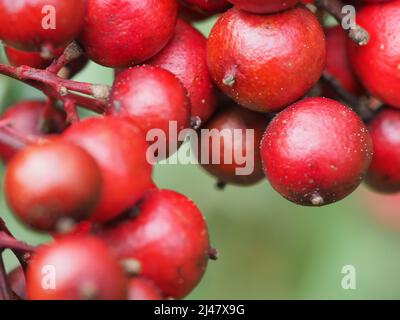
(148, 19, 217, 125)
(365, 108, 400, 193)
(207, 7, 326, 113)
(7, 267, 26, 299)
(195, 104, 267, 186)
(4, 141, 102, 231)
(348, 1, 400, 108)
(80, 0, 178, 68)
(261, 97, 373, 206)
(227, 0, 299, 14)
(0, 0, 86, 51)
(109, 65, 190, 159)
(4, 45, 64, 69)
(127, 278, 163, 300)
(180, 0, 231, 14)
(27, 235, 127, 300)
(63, 117, 154, 223)
(0, 100, 66, 162)
(99, 189, 210, 299)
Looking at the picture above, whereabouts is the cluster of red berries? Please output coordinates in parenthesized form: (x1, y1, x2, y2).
(0, 0, 399, 300)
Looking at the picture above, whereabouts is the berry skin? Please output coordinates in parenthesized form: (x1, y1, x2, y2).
(180, 0, 231, 14)
(27, 236, 127, 300)
(147, 19, 217, 125)
(366, 108, 400, 193)
(227, 0, 299, 14)
(127, 278, 164, 300)
(80, 0, 178, 68)
(109, 66, 190, 159)
(4, 45, 64, 69)
(7, 267, 26, 299)
(0, 100, 66, 162)
(195, 104, 267, 186)
(261, 97, 373, 206)
(63, 117, 154, 223)
(99, 189, 210, 299)
(207, 7, 326, 113)
(0, 0, 86, 51)
(4, 141, 102, 231)
(348, 1, 400, 108)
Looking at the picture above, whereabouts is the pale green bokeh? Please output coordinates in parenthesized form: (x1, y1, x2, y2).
(1, 18, 400, 300)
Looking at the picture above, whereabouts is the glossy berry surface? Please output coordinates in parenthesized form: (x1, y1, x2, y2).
(0, 100, 66, 162)
(100, 189, 210, 299)
(348, 1, 400, 108)
(366, 109, 400, 193)
(109, 66, 190, 159)
(196, 104, 267, 186)
(5, 141, 102, 231)
(127, 278, 163, 300)
(80, 0, 178, 68)
(261, 98, 373, 206)
(180, 0, 231, 13)
(227, 0, 299, 14)
(63, 117, 154, 223)
(4, 45, 64, 69)
(148, 19, 217, 124)
(207, 7, 326, 113)
(27, 236, 127, 300)
(0, 0, 86, 51)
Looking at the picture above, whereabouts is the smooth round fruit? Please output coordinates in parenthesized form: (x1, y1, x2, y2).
(365, 109, 400, 193)
(4, 45, 64, 69)
(80, 0, 178, 68)
(127, 278, 163, 300)
(207, 7, 326, 113)
(0, 100, 66, 162)
(180, 0, 231, 14)
(348, 1, 400, 108)
(261, 97, 373, 206)
(99, 189, 210, 299)
(5, 141, 102, 231)
(227, 0, 299, 13)
(324, 26, 363, 97)
(7, 267, 26, 299)
(109, 65, 190, 159)
(63, 117, 153, 223)
(27, 236, 127, 300)
(148, 19, 217, 124)
(195, 104, 267, 185)
(0, 0, 86, 51)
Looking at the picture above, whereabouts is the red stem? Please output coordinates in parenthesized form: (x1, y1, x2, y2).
(0, 253, 11, 300)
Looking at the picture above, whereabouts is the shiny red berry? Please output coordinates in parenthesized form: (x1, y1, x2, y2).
(348, 1, 400, 108)
(207, 7, 326, 113)
(180, 0, 231, 14)
(227, 0, 299, 13)
(63, 117, 154, 223)
(80, 0, 178, 68)
(261, 97, 373, 206)
(4, 45, 64, 69)
(0, 100, 66, 162)
(27, 235, 127, 300)
(195, 103, 267, 186)
(366, 108, 400, 193)
(127, 278, 163, 300)
(109, 65, 190, 159)
(99, 189, 210, 299)
(148, 19, 217, 125)
(0, 0, 86, 51)
(5, 141, 102, 231)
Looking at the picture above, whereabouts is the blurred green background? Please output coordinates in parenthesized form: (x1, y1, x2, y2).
(1, 18, 400, 300)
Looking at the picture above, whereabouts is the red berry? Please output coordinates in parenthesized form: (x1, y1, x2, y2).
(195, 104, 267, 186)
(207, 7, 326, 113)
(4, 45, 64, 69)
(227, 0, 299, 14)
(127, 278, 163, 300)
(5, 141, 102, 231)
(99, 189, 210, 299)
(348, 1, 400, 108)
(180, 0, 231, 14)
(80, 0, 178, 68)
(109, 66, 190, 159)
(0, 100, 66, 162)
(366, 108, 400, 193)
(0, 0, 86, 51)
(7, 267, 26, 299)
(261, 97, 373, 206)
(63, 117, 154, 223)
(148, 19, 217, 124)
(27, 235, 127, 300)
